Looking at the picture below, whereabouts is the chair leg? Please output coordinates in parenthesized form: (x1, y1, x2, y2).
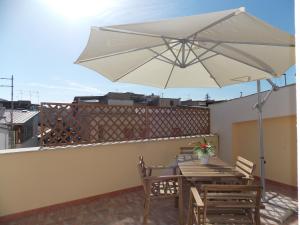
(177, 177, 184, 225)
(178, 193, 184, 225)
(174, 196, 179, 208)
(187, 191, 193, 225)
(254, 208, 261, 225)
(143, 197, 150, 225)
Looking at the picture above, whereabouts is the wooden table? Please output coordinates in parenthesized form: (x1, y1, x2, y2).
(178, 155, 244, 183)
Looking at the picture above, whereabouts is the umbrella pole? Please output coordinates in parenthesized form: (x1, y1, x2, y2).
(257, 80, 266, 199)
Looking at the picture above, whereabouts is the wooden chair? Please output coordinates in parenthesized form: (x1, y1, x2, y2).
(137, 156, 183, 225)
(219, 156, 255, 185)
(187, 184, 261, 225)
(180, 146, 194, 154)
(235, 156, 256, 184)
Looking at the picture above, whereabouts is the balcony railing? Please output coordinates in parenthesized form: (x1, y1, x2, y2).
(40, 103, 210, 147)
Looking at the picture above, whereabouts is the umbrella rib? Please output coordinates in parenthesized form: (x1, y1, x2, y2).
(185, 42, 220, 66)
(100, 27, 181, 41)
(182, 42, 185, 67)
(186, 8, 243, 40)
(190, 41, 276, 75)
(183, 42, 192, 64)
(148, 44, 181, 66)
(186, 43, 221, 87)
(193, 38, 295, 47)
(220, 43, 276, 74)
(188, 53, 219, 66)
(75, 42, 174, 64)
(154, 57, 178, 66)
(114, 42, 182, 82)
(164, 43, 183, 89)
(162, 38, 182, 66)
(200, 61, 222, 88)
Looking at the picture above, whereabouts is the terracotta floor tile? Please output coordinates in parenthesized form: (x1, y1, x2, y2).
(2, 181, 297, 225)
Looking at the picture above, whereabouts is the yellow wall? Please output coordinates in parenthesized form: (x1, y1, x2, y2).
(232, 115, 297, 186)
(0, 135, 218, 217)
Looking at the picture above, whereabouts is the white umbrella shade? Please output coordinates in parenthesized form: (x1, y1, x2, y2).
(75, 7, 295, 88)
(76, 7, 295, 198)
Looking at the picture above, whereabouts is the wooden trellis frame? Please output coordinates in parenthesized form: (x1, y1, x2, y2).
(40, 102, 210, 147)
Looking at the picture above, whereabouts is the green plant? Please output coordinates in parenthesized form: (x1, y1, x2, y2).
(193, 138, 215, 157)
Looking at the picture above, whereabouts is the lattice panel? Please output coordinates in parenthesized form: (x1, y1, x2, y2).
(40, 103, 210, 147)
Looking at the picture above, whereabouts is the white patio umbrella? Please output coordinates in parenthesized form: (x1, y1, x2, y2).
(75, 7, 295, 196)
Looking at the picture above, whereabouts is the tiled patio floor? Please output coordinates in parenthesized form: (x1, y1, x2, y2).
(2, 180, 298, 225)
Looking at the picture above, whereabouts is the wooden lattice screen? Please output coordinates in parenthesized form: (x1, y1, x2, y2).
(40, 102, 210, 147)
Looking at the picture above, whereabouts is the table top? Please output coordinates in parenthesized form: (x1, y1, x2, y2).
(178, 155, 244, 180)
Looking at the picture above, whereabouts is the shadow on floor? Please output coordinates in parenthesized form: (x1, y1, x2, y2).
(2, 181, 298, 225)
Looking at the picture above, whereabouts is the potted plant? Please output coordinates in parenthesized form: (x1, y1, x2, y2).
(193, 138, 215, 164)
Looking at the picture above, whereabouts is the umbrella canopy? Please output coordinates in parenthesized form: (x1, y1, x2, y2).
(76, 7, 295, 199)
(75, 7, 295, 88)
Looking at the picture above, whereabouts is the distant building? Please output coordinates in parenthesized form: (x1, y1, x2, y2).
(144, 94, 160, 106)
(105, 92, 143, 105)
(0, 99, 39, 110)
(181, 99, 226, 107)
(73, 92, 223, 108)
(106, 98, 133, 105)
(74, 92, 162, 106)
(0, 108, 9, 149)
(158, 98, 181, 107)
(0, 124, 9, 149)
(206, 99, 227, 105)
(181, 99, 207, 107)
(0, 109, 39, 149)
(74, 92, 144, 106)
(73, 96, 102, 103)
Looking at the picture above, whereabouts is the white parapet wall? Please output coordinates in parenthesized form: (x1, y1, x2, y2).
(0, 135, 218, 217)
(209, 84, 296, 164)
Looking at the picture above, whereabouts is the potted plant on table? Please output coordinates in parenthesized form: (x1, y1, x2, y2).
(193, 138, 215, 164)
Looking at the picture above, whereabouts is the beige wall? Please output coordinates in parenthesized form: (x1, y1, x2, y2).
(0, 135, 218, 217)
(210, 84, 296, 163)
(232, 115, 297, 186)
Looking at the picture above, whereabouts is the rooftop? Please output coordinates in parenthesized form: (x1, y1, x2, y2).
(0, 82, 296, 225)
(2, 180, 297, 225)
(0, 110, 39, 125)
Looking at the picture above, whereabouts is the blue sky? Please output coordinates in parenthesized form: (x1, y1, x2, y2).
(0, 0, 295, 103)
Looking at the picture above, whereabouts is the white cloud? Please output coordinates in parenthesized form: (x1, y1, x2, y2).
(27, 81, 105, 95)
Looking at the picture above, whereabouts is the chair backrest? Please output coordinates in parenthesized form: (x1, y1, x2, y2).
(235, 156, 255, 180)
(137, 156, 181, 198)
(180, 146, 194, 154)
(202, 184, 261, 205)
(203, 184, 261, 224)
(187, 184, 261, 225)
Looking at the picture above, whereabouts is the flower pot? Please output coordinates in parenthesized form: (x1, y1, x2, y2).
(200, 155, 210, 164)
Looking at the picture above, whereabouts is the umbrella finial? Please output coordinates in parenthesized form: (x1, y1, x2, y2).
(236, 7, 246, 14)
